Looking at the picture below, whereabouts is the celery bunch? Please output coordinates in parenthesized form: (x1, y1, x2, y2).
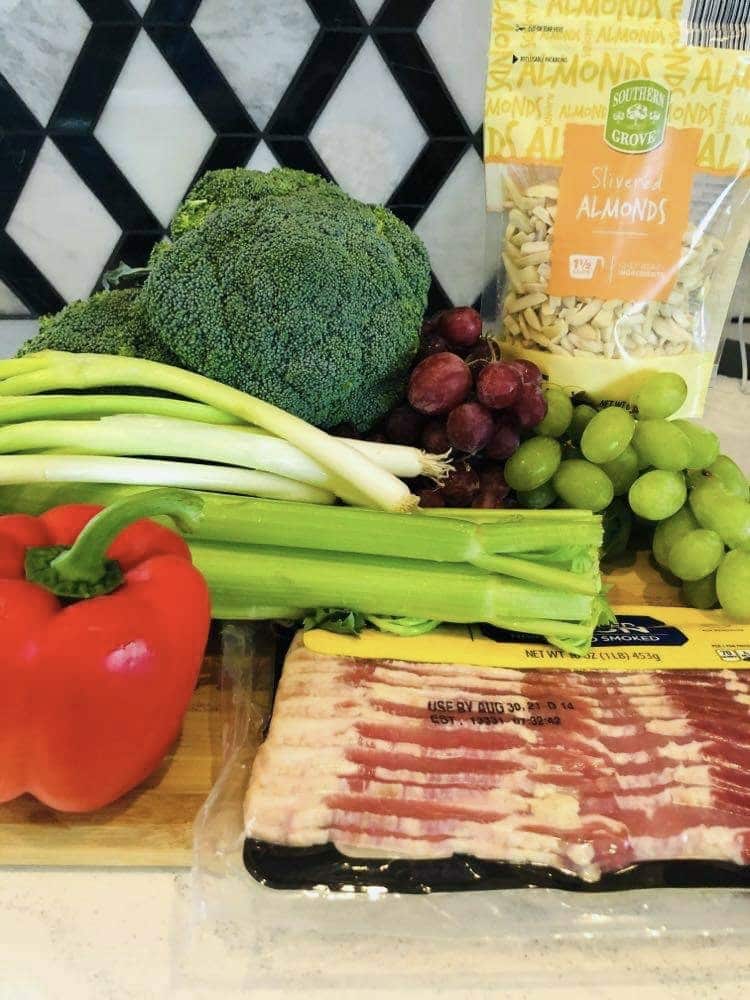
(0, 482, 610, 655)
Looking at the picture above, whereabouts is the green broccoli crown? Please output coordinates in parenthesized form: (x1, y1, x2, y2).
(18, 288, 177, 365)
(170, 166, 342, 239)
(144, 187, 431, 430)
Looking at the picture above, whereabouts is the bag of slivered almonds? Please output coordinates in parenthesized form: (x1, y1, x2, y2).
(482, 1, 750, 416)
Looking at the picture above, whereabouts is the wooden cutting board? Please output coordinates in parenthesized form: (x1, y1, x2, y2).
(0, 557, 679, 868)
(0, 656, 224, 868)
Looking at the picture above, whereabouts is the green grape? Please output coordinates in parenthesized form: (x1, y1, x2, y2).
(671, 420, 720, 471)
(580, 406, 636, 464)
(504, 436, 561, 492)
(631, 372, 688, 418)
(601, 445, 639, 496)
(628, 469, 686, 521)
(688, 479, 750, 550)
(534, 385, 573, 438)
(682, 573, 718, 610)
(716, 550, 750, 622)
(553, 459, 614, 512)
(652, 505, 699, 569)
(632, 419, 692, 472)
(706, 455, 749, 501)
(569, 404, 597, 443)
(667, 529, 724, 581)
(516, 482, 557, 509)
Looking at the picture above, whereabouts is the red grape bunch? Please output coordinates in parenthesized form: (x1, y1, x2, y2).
(380, 307, 548, 508)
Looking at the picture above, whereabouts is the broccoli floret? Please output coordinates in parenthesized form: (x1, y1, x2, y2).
(169, 166, 341, 239)
(143, 179, 431, 430)
(18, 289, 177, 365)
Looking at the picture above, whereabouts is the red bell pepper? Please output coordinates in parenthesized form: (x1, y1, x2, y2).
(0, 489, 210, 812)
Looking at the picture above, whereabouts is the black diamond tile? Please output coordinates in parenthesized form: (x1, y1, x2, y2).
(146, 25, 256, 132)
(427, 272, 451, 313)
(0, 74, 41, 131)
(388, 139, 467, 225)
(198, 136, 260, 175)
(267, 139, 334, 179)
(52, 135, 161, 230)
(304, 0, 363, 28)
(76, 0, 140, 22)
(373, 0, 435, 29)
(143, 0, 203, 22)
(0, 234, 65, 315)
(266, 31, 363, 135)
(0, 134, 44, 226)
(374, 33, 469, 137)
(49, 24, 140, 133)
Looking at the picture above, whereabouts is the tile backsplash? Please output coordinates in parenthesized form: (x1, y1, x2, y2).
(0, 0, 492, 328)
(0, 0, 746, 371)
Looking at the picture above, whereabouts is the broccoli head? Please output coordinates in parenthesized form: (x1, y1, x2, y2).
(169, 166, 341, 239)
(18, 289, 178, 364)
(143, 180, 431, 430)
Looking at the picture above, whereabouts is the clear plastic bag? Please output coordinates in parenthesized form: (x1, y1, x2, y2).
(192, 622, 750, 945)
(482, 1, 750, 416)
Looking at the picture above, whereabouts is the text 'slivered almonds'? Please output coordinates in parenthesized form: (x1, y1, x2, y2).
(500, 177, 723, 360)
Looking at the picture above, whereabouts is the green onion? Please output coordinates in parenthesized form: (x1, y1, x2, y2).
(0, 393, 239, 425)
(0, 455, 334, 504)
(0, 352, 416, 513)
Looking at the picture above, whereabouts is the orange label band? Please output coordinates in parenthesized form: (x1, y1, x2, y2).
(548, 124, 701, 302)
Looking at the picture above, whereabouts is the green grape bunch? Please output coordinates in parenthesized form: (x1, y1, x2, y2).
(510, 370, 750, 622)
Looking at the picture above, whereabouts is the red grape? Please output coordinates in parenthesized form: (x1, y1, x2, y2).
(472, 489, 508, 509)
(514, 384, 548, 429)
(480, 465, 510, 500)
(408, 352, 472, 416)
(418, 487, 446, 508)
(421, 310, 446, 338)
(446, 402, 494, 453)
(421, 420, 450, 454)
(420, 332, 449, 358)
(442, 464, 481, 506)
(385, 403, 425, 445)
(508, 358, 543, 386)
(476, 362, 522, 410)
(485, 418, 520, 461)
(438, 307, 482, 350)
(464, 339, 497, 377)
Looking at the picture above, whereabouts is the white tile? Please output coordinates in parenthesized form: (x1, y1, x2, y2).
(246, 140, 280, 173)
(0, 280, 29, 316)
(310, 39, 427, 205)
(0, 0, 90, 125)
(95, 30, 215, 227)
(129, 0, 151, 12)
(415, 147, 490, 306)
(0, 319, 39, 359)
(419, 0, 493, 132)
(356, 0, 384, 21)
(6, 140, 121, 304)
(193, 0, 318, 130)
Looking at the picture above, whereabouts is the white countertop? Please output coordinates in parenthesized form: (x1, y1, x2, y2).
(1, 376, 748, 1000)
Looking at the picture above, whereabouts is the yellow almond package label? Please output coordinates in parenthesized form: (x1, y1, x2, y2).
(483, 1, 750, 416)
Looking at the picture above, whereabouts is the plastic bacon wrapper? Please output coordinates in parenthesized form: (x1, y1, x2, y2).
(237, 612, 750, 895)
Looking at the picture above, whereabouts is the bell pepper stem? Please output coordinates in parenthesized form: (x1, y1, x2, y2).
(52, 488, 204, 582)
(26, 488, 204, 599)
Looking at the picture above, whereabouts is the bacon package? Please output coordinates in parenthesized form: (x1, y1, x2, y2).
(243, 635, 750, 893)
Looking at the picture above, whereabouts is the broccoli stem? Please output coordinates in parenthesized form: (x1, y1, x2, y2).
(0, 352, 418, 513)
